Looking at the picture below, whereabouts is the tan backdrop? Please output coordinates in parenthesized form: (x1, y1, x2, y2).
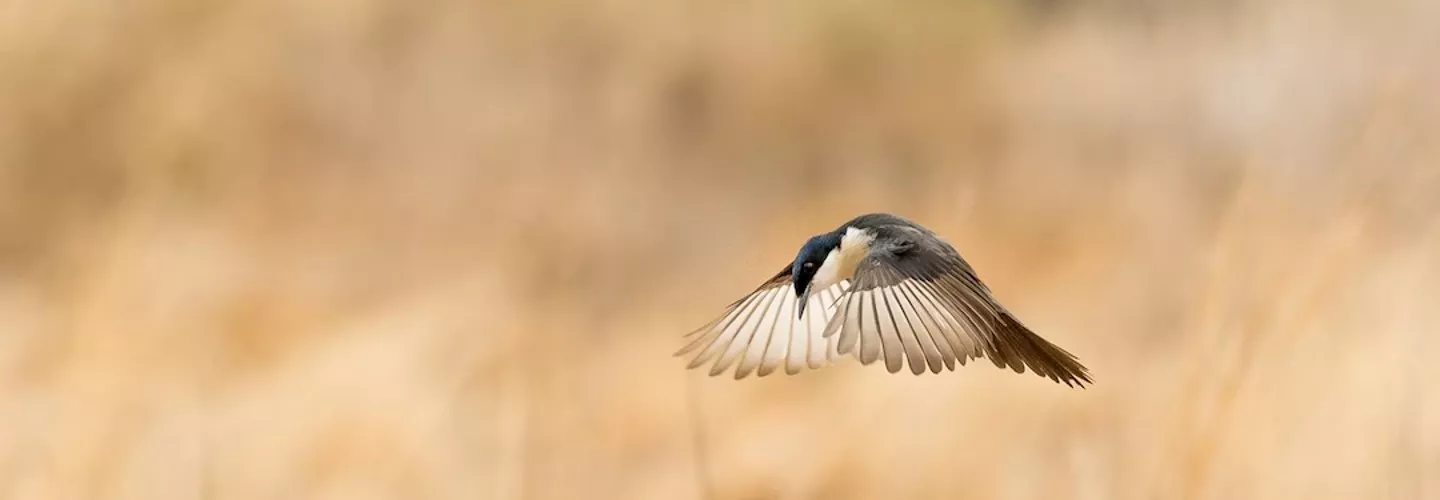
(2, 0, 1438, 499)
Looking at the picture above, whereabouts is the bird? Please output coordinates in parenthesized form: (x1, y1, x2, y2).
(675, 212, 1092, 387)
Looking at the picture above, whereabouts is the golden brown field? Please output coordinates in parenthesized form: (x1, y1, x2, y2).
(3, 0, 1439, 499)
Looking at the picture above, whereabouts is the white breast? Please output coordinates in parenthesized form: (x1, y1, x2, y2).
(811, 227, 873, 289)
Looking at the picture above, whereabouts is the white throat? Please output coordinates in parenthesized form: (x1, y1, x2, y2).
(811, 227, 873, 289)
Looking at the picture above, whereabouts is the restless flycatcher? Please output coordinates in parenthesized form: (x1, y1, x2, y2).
(676, 213, 1092, 386)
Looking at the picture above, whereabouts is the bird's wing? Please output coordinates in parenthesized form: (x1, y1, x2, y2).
(676, 264, 852, 379)
(824, 235, 1092, 386)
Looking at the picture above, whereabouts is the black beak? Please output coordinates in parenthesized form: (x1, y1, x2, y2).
(796, 282, 813, 319)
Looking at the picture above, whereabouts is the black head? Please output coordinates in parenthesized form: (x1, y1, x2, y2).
(791, 232, 842, 300)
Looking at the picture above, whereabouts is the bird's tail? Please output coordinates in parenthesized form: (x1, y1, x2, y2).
(991, 312, 1093, 388)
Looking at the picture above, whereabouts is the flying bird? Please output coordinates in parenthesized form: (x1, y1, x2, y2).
(676, 213, 1092, 387)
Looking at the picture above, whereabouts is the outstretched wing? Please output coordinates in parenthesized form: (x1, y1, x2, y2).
(825, 232, 1092, 387)
(676, 264, 852, 379)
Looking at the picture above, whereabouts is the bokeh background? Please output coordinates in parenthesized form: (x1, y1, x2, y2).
(3, 0, 1440, 499)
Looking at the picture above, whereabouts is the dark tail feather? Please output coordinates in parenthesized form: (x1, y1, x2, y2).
(994, 313, 1093, 388)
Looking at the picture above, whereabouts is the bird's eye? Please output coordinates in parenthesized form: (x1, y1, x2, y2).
(803, 262, 814, 268)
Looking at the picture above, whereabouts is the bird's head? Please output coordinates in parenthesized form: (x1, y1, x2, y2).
(791, 232, 842, 318)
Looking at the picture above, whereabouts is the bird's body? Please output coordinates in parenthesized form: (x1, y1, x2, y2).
(676, 213, 1092, 387)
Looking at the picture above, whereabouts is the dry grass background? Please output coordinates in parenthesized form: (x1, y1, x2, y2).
(3, 0, 1440, 499)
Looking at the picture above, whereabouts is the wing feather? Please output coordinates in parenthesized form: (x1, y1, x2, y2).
(895, 282, 952, 372)
(682, 288, 767, 369)
(711, 287, 780, 376)
(737, 288, 786, 379)
(678, 264, 851, 378)
(828, 226, 1093, 387)
(810, 286, 845, 368)
(907, 279, 970, 364)
(881, 286, 925, 374)
(910, 282, 961, 367)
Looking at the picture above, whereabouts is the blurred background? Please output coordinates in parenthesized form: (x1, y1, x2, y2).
(2, 0, 1439, 499)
